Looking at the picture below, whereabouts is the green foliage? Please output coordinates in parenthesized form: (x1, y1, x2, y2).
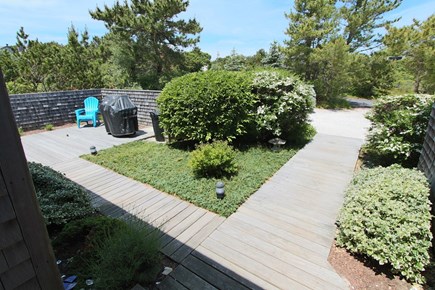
(384, 15, 435, 94)
(340, 0, 402, 51)
(90, 0, 201, 90)
(252, 70, 315, 139)
(178, 47, 212, 73)
(348, 51, 396, 98)
(29, 162, 95, 226)
(189, 141, 238, 178)
(89, 221, 160, 289)
(18, 126, 24, 136)
(52, 216, 126, 251)
(52, 216, 126, 276)
(337, 166, 432, 283)
(364, 94, 435, 167)
(284, 0, 403, 102)
(83, 141, 299, 217)
(0, 49, 18, 82)
(261, 41, 285, 68)
(310, 37, 352, 103)
(211, 49, 248, 71)
(5, 26, 104, 93)
(284, 0, 338, 80)
(158, 71, 255, 142)
(44, 123, 54, 131)
(159, 69, 315, 143)
(52, 216, 159, 289)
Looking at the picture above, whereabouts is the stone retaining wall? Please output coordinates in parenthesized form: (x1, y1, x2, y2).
(9, 89, 160, 130)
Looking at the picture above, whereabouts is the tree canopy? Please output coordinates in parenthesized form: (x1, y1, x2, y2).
(90, 0, 202, 89)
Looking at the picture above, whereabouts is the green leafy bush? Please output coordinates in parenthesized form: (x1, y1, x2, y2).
(189, 141, 238, 178)
(89, 220, 160, 289)
(252, 70, 315, 139)
(29, 162, 95, 226)
(52, 216, 126, 252)
(52, 216, 160, 289)
(158, 69, 316, 143)
(158, 70, 255, 142)
(364, 94, 435, 167)
(44, 123, 54, 131)
(52, 216, 127, 277)
(336, 166, 432, 283)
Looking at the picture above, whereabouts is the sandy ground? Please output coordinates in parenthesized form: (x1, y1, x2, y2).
(310, 108, 371, 140)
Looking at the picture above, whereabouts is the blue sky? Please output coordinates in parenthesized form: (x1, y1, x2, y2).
(0, 0, 434, 59)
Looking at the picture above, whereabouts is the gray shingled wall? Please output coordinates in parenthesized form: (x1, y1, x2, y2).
(101, 89, 160, 126)
(9, 89, 160, 130)
(418, 103, 435, 193)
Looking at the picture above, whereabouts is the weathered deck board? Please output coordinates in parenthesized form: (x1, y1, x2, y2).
(169, 265, 218, 290)
(157, 276, 188, 290)
(180, 255, 250, 290)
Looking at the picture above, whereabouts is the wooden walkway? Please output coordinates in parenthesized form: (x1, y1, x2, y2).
(21, 109, 370, 290)
(159, 109, 370, 290)
(22, 124, 226, 265)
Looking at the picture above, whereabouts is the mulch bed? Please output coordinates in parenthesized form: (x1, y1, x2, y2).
(328, 241, 423, 290)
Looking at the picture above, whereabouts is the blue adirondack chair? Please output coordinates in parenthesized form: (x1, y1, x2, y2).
(75, 97, 99, 128)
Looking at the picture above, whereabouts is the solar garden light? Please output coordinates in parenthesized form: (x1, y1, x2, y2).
(268, 137, 286, 151)
(216, 181, 225, 199)
(90, 145, 97, 155)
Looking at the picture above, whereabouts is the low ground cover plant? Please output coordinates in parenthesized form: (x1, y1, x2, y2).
(29, 162, 95, 227)
(189, 141, 238, 178)
(336, 165, 432, 283)
(364, 94, 435, 167)
(83, 140, 299, 216)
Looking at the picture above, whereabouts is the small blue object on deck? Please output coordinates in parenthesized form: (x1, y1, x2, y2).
(75, 96, 99, 128)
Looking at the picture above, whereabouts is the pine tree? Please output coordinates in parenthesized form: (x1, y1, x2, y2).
(341, 0, 402, 51)
(284, 0, 338, 80)
(90, 0, 202, 89)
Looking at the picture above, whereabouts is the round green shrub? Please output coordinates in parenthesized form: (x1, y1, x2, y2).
(252, 70, 316, 140)
(158, 70, 255, 142)
(337, 165, 432, 283)
(364, 94, 435, 167)
(189, 141, 238, 178)
(29, 162, 95, 226)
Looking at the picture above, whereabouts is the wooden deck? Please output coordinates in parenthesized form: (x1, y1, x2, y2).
(22, 125, 226, 266)
(21, 109, 370, 290)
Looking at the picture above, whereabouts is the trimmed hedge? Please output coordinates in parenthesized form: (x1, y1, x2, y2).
(337, 165, 432, 283)
(365, 94, 435, 167)
(157, 69, 315, 143)
(29, 162, 95, 226)
(158, 71, 255, 142)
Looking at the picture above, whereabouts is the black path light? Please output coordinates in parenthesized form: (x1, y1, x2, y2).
(90, 146, 97, 155)
(216, 181, 225, 199)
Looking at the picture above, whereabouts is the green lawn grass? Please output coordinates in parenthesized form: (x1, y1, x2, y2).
(83, 141, 299, 217)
